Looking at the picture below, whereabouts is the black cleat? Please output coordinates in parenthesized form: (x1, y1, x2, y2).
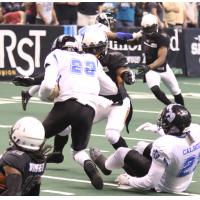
(89, 147, 112, 175)
(84, 160, 103, 190)
(21, 91, 31, 111)
(46, 152, 64, 163)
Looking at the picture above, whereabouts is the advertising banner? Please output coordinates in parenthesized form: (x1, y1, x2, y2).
(0, 25, 199, 80)
(0, 25, 63, 80)
(184, 28, 200, 76)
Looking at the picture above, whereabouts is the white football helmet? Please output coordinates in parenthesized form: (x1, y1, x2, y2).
(141, 14, 158, 36)
(10, 117, 45, 151)
(82, 30, 108, 56)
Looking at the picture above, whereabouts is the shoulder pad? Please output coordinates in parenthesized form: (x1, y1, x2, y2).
(107, 52, 128, 67)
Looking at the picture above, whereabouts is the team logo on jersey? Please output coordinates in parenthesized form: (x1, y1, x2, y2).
(152, 149, 160, 160)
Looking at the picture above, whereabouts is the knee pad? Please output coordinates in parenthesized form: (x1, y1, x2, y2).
(58, 126, 71, 136)
(105, 129, 120, 144)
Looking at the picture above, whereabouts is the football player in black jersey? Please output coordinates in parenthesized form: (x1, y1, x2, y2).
(0, 117, 48, 196)
(133, 13, 184, 106)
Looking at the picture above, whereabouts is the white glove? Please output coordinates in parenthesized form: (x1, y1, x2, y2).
(132, 30, 142, 40)
(136, 122, 165, 136)
(115, 173, 130, 186)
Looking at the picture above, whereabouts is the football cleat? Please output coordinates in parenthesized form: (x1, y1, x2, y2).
(46, 152, 64, 163)
(21, 91, 31, 111)
(83, 160, 103, 190)
(89, 147, 112, 175)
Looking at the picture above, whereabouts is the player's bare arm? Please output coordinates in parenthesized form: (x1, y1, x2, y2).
(148, 47, 168, 70)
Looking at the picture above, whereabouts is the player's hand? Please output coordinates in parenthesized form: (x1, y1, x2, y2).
(12, 76, 35, 87)
(136, 122, 165, 136)
(115, 173, 130, 186)
(121, 70, 135, 85)
(132, 30, 143, 40)
(137, 64, 150, 76)
(48, 84, 60, 101)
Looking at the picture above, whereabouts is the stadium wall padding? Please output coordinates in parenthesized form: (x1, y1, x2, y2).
(0, 25, 199, 80)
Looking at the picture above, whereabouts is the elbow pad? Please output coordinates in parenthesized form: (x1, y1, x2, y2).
(116, 32, 133, 41)
(1, 174, 22, 196)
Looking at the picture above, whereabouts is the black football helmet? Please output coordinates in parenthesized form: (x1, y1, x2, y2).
(141, 14, 158, 37)
(95, 12, 116, 29)
(157, 104, 192, 136)
(51, 34, 79, 52)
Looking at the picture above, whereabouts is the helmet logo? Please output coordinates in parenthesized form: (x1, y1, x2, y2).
(165, 104, 175, 123)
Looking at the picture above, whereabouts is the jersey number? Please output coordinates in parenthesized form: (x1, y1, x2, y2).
(70, 59, 96, 76)
(178, 153, 200, 177)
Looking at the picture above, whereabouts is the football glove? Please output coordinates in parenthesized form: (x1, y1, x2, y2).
(136, 122, 165, 136)
(132, 30, 143, 40)
(137, 64, 150, 76)
(115, 173, 130, 186)
(12, 76, 35, 87)
(121, 70, 135, 85)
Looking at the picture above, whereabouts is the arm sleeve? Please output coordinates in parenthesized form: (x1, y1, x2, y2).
(97, 60, 118, 95)
(38, 52, 59, 101)
(128, 160, 165, 190)
(0, 174, 22, 196)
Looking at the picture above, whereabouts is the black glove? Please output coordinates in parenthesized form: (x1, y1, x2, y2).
(12, 76, 35, 87)
(137, 64, 150, 76)
(121, 70, 135, 85)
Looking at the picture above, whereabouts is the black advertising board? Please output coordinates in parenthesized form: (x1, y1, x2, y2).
(0, 25, 63, 80)
(0, 25, 200, 80)
(184, 28, 200, 76)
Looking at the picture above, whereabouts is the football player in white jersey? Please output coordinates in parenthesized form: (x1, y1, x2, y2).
(78, 12, 142, 45)
(90, 104, 200, 193)
(15, 12, 141, 111)
(46, 30, 135, 166)
(38, 35, 118, 190)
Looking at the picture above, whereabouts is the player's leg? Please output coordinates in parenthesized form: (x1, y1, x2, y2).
(21, 85, 40, 111)
(46, 105, 110, 164)
(71, 103, 103, 190)
(105, 97, 130, 149)
(161, 65, 184, 106)
(46, 127, 71, 163)
(146, 70, 172, 105)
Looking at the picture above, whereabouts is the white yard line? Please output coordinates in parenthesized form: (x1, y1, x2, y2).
(183, 82, 200, 86)
(42, 175, 199, 196)
(91, 134, 154, 142)
(41, 190, 74, 196)
(42, 175, 117, 187)
(0, 125, 12, 128)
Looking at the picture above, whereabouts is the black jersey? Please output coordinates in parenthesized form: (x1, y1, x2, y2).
(100, 50, 133, 133)
(142, 32, 170, 72)
(0, 147, 46, 195)
(100, 50, 130, 103)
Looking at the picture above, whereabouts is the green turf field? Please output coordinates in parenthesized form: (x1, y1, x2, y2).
(0, 77, 200, 196)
